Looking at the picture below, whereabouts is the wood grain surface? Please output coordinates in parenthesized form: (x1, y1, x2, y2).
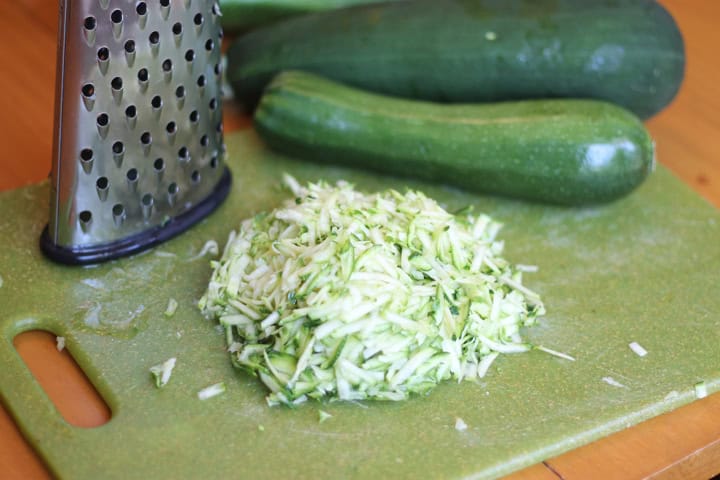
(1, 1, 718, 479)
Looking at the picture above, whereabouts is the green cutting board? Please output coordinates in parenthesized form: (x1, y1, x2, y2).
(1, 129, 719, 480)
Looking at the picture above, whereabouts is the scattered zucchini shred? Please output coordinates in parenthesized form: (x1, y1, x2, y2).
(200, 175, 555, 406)
(455, 417, 468, 431)
(164, 298, 179, 318)
(150, 357, 177, 388)
(198, 382, 226, 400)
(190, 240, 220, 261)
(628, 341, 648, 357)
(602, 376, 625, 388)
(318, 409, 333, 423)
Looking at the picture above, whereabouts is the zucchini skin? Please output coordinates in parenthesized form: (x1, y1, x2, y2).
(219, 0, 400, 32)
(255, 71, 655, 205)
(228, 0, 685, 119)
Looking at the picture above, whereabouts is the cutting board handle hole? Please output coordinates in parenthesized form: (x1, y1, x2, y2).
(13, 330, 112, 428)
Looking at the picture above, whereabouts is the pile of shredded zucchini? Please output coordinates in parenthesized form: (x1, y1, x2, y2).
(200, 175, 553, 406)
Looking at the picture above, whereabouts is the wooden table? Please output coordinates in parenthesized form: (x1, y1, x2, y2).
(1, 1, 718, 479)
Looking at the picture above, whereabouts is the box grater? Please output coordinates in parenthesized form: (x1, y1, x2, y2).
(40, 0, 231, 265)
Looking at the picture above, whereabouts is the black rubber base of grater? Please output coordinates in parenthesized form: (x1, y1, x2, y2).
(40, 167, 232, 265)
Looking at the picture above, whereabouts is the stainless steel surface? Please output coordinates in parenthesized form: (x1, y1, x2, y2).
(48, 0, 225, 250)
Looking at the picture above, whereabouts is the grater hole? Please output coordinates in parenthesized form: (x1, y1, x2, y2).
(160, 0, 170, 6)
(140, 132, 152, 145)
(175, 86, 185, 99)
(151, 95, 163, 109)
(218, 28, 224, 40)
(189, 110, 199, 123)
(197, 75, 206, 87)
(111, 77, 123, 91)
(185, 49, 195, 62)
(168, 183, 178, 195)
(205, 39, 214, 51)
(162, 59, 173, 72)
(178, 147, 189, 160)
(96, 177, 110, 202)
(127, 168, 138, 181)
(154, 158, 165, 171)
(112, 141, 124, 154)
(82, 83, 95, 97)
(141, 194, 154, 219)
(214, 63, 221, 76)
(149, 31, 160, 45)
(200, 134, 209, 147)
(80, 149, 93, 173)
(138, 68, 149, 82)
(125, 105, 137, 118)
(166, 121, 177, 134)
(194, 13, 204, 26)
(172, 22, 183, 35)
(110, 9, 123, 24)
(209, 98, 217, 110)
(212, 3, 221, 16)
(80, 148, 93, 161)
(97, 47, 109, 61)
(113, 203, 125, 217)
(210, 155, 218, 169)
(190, 170, 201, 184)
(96, 113, 109, 126)
(216, 122, 223, 133)
(124, 40, 135, 53)
(136, 2, 147, 16)
(79, 210, 92, 223)
(84, 16, 96, 30)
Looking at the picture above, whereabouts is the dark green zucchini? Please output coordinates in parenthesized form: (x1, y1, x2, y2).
(219, 0, 401, 32)
(255, 71, 655, 205)
(228, 0, 684, 118)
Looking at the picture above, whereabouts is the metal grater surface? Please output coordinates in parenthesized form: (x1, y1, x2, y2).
(41, 0, 231, 265)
